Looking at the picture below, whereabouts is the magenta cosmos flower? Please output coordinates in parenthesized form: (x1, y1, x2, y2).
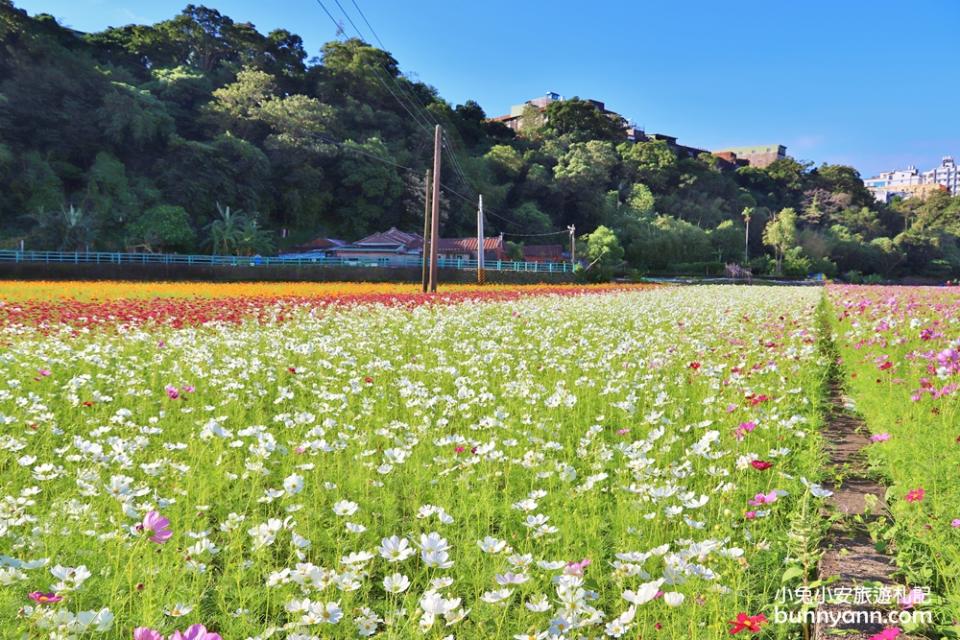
(134, 629, 164, 640)
(870, 433, 891, 443)
(165, 385, 180, 400)
(905, 488, 925, 503)
(748, 490, 778, 506)
(141, 511, 173, 544)
(171, 624, 222, 640)
(28, 591, 62, 604)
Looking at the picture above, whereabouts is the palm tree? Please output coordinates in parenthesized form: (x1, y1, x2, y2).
(236, 216, 275, 256)
(24, 204, 97, 251)
(742, 206, 754, 263)
(204, 203, 244, 255)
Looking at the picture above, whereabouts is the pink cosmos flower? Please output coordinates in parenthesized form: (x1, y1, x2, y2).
(37, 369, 52, 377)
(734, 421, 757, 440)
(744, 511, 757, 520)
(616, 428, 630, 436)
(28, 591, 62, 604)
(905, 488, 925, 503)
(165, 385, 180, 400)
(952, 518, 960, 528)
(870, 433, 891, 443)
(134, 629, 164, 640)
(170, 624, 222, 640)
(141, 511, 173, 544)
(182, 385, 195, 393)
(725, 403, 738, 413)
(748, 490, 778, 506)
(868, 627, 901, 640)
(564, 558, 591, 576)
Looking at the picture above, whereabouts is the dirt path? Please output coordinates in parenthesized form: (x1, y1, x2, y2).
(812, 380, 902, 639)
(813, 308, 906, 640)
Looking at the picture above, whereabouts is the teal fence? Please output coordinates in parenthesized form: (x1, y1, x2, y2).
(0, 250, 574, 274)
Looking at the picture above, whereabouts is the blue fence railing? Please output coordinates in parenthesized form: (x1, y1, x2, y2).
(0, 250, 575, 274)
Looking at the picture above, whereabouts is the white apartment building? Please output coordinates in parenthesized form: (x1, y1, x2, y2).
(863, 166, 923, 190)
(864, 156, 957, 202)
(923, 156, 960, 193)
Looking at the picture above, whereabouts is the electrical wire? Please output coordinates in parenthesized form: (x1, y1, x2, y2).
(313, 0, 435, 134)
(312, 0, 562, 237)
(349, 0, 386, 49)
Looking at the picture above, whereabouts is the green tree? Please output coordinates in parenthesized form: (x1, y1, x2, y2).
(711, 220, 745, 263)
(582, 224, 624, 281)
(763, 207, 799, 274)
(204, 203, 244, 255)
(25, 205, 97, 251)
(126, 204, 196, 252)
(541, 98, 626, 142)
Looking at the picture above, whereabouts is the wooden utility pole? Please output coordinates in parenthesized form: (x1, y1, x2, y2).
(421, 168, 431, 292)
(476, 194, 485, 284)
(428, 125, 442, 292)
(568, 224, 576, 268)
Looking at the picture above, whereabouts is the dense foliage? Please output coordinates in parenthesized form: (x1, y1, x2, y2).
(2, 1, 960, 277)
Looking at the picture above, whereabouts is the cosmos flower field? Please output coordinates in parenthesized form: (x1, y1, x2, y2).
(3, 280, 956, 639)
(831, 286, 960, 632)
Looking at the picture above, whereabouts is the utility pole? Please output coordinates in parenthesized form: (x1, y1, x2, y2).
(568, 224, 576, 268)
(428, 125, 442, 293)
(476, 194, 485, 285)
(421, 168, 431, 293)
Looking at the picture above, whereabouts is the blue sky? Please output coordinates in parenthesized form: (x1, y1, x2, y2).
(15, 0, 960, 178)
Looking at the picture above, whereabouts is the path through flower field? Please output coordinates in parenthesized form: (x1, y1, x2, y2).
(1, 282, 958, 639)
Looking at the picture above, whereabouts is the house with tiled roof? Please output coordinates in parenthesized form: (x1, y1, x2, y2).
(435, 236, 507, 262)
(333, 227, 424, 265)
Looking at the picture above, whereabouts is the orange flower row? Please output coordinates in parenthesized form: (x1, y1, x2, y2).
(0, 280, 654, 302)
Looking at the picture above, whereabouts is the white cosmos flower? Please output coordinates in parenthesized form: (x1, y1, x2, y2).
(313, 600, 343, 624)
(525, 593, 551, 612)
(478, 536, 507, 554)
(379, 536, 415, 562)
(663, 591, 685, 607)
(622, 579, 664, 605)
(283, 473, 304, 495)
(383, 573, 410, 594)
(332, 500, 358, 516)
(481, 588, 512, 603)
(163, 603, 193, 617)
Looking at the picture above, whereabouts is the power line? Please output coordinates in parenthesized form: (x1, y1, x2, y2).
(312, 0, 344, 36)
(315, 132, 568, 239)
(349, 0, 386, 49)
(331, 0, 365, 41)
(501, 230, 570, 237)
(313, 0, 553, 237)
(315, 133, 419, 174)
(313, 0, 434, 135)
(327, 0, 439, 134)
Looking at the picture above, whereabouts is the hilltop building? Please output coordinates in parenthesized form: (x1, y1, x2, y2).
(490, 93, 786, 168)
(490, 92, 614, 133)
(864, 157, 958, 202)
(712, 145, 787, 169)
